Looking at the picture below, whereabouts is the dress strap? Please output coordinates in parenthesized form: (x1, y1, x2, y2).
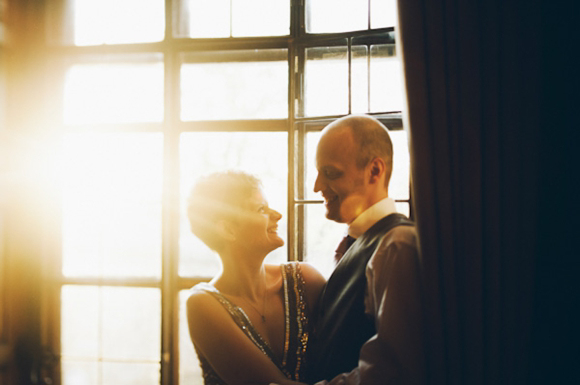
(192, 283, 280, 366)
(280, 262, 309, 381)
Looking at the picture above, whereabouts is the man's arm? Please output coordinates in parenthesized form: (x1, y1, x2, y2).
(318, 226, 425, 385)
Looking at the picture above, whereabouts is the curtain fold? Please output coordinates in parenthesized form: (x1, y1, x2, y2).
(396, 0, 578, 383)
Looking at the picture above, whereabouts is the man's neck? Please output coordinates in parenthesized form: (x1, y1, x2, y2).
(348, 197, 397, 238)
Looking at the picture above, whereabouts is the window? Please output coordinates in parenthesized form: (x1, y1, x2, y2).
(44, 1, 408, 384)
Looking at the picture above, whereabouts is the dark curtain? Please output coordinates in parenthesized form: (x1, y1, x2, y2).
(398, 0, 578, 384)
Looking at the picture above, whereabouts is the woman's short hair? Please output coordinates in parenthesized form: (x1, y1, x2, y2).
(187, 171, 262, 252)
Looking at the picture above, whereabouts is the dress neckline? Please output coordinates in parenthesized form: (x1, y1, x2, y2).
(196, 264, 289, 365)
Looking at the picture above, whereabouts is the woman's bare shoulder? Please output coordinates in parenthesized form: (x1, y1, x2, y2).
(297, 262, 326, 285)
(186, 284, 227, 331)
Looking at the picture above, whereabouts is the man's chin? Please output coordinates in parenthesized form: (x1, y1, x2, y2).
(325, 208, 345, 224)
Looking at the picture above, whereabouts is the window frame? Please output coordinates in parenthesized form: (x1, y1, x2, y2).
(42, 1, 409, 385)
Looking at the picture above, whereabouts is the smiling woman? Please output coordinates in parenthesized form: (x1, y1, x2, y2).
(184, 171, 325, 385)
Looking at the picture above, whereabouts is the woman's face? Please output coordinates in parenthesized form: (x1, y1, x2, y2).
(233, 187, 284, 254)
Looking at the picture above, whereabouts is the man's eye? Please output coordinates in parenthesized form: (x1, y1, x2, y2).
(325, 170, 341, 179)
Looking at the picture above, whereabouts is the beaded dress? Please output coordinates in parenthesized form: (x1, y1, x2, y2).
(190, 262, 310, 385)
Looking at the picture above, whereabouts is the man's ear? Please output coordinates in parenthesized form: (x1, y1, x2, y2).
(368, 157, 386, 184)
(216, 219, 237, 242)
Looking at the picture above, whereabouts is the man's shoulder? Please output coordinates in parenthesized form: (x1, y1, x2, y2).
(367, 213, 416, 240)
(368, 212, 413, 232)
(367, 223, 419, 268)
(383, 222, 418, 244)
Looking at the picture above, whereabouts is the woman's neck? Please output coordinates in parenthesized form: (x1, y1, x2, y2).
(212, 248, 269, 302)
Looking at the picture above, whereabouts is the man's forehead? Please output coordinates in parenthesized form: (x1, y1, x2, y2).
(317, 128, 355, 160)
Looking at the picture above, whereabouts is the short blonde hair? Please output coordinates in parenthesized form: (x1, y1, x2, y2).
(187, 171, 261, 252)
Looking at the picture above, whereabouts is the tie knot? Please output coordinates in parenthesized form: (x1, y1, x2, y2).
(334, 235, 356, 263)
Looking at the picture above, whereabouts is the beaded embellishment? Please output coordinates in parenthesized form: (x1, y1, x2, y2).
(191, 262, 310, 384)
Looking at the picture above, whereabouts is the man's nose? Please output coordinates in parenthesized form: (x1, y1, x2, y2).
(313, 173, 323, 193)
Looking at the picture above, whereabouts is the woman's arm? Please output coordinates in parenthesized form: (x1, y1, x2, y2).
(186, 291, 304, 385)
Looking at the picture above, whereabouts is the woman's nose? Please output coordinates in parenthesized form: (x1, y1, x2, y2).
(270, 209, 282, 221)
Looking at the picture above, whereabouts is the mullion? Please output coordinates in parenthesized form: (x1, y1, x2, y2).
(162, 34, 179, 385)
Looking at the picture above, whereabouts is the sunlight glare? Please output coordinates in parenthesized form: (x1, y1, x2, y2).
(371, 0, 398, 28)
(64, 60, 164, 125)
(61, 133, 163, 278)
(232, 0, 290, 37)
(73, 0, 165, 46)
(306, 0, 367, 33)
(188, 0, 230, 38)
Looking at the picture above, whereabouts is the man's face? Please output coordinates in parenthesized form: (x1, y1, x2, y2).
(314, 127, 370, 224)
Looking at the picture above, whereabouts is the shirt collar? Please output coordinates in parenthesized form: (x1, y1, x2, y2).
(348, 197, 397, 239)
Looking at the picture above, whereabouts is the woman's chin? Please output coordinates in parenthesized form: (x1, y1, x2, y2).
(268, 236, 285, 250)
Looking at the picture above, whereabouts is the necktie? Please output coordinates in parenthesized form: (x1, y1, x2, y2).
(334, 235, 356, 263)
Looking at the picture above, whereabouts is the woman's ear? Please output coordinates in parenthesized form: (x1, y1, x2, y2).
(368, 157, 386, 184)
(216, 219, 237, 242)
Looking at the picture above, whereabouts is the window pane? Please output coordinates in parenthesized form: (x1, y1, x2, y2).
(179, 290, 204, 385)
(390, 130, 410, 200)
(61, 286, 161, 385)
(371, 0, 398, 29)
(64, 55, 164, 125)
(304, 204, 346, 279)
(183, 0, 230, 38)
(61, 285, 161, 359)
(351, 45, 369, 114)
(61, 133, 163, 279)
(180, 50, 288, 121)
(101, 287, 161, 360)
(304, 46, 348, 117)
(370, 44, 404, 112)
(305, 132, 322, 201)
(176, 0, 290, 38)
(231, 0, 290, 37)
(180, 132, 288, 277)
(69, 0, 165, 46)
(61, 361, 98, 385)
(306, 0, 368, 33)
(395, 202, 410, 217)
(61, 286, 99, 358)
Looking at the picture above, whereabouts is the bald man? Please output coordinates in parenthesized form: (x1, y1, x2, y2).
(307, 115, 424, 385)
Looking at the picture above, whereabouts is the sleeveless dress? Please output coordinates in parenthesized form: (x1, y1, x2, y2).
(190, 262, 310, 385)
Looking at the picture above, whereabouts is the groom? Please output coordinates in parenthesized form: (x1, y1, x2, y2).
(307, 115, 425, 385)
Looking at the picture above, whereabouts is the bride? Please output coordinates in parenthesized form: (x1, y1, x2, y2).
(186, 171, 326, 385)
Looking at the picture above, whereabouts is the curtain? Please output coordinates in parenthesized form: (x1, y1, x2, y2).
(398, 0, 578, 384)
